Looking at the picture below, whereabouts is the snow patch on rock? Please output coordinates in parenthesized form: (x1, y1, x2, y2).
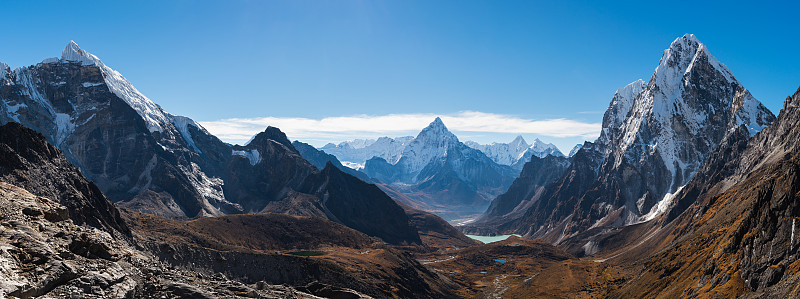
(54, 113, 75, 146)
(170, 114, 206, 154)
(232, 149, 261, 166)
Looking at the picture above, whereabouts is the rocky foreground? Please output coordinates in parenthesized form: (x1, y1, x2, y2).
(0, 182, 343, 298)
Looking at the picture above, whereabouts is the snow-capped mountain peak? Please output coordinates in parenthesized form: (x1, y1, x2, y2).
(418, 117, 458, 142)
(61, 40, 100, 66)
(509, 135, 526, 148)
(395, 117, 470, 179)
(600, 34, 774, 221)
(58, 41, 169, 133)
(465, 136, 563, 168)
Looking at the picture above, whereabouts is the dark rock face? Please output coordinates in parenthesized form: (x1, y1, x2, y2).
(618, 86, 800, 297)
(223, 128, 421, 245)
(0, 122, 128, 235)
(0, 42, 426, 245)
(472, 34, 775, 242)
(224, 128, 314, 213)
(293, 141, 477, 248)
(299, 163, 422, 245)
(0, 52, 238, 219)
(465, 154, 571, 234)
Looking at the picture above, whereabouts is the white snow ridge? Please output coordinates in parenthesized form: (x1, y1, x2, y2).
(232, 149, 261, 166)
(60, 41, 170, 133)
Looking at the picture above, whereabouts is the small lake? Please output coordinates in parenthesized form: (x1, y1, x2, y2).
(464, 234, 521, 244)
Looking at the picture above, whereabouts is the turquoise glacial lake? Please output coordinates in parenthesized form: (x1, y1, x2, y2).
(464, 234, 521, 244)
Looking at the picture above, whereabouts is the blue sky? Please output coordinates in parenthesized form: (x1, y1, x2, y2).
(2, 1, 798, 151)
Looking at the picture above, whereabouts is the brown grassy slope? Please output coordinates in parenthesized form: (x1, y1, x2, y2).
(388, 196, 480, 251)
(420, 236, 580, 298)
(405, 208, 481, 250)
(125, 210, 459, 298)
(128, 211, 376, 251)
(615, 153, 800, 298)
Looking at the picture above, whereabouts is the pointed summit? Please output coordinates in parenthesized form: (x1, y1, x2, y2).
(510, 135, 527, 147)
(428, 117, 446, 129)
(652, 34, 737, 91)
(418, 117, 457, 141)
(61, 40, 100, 66)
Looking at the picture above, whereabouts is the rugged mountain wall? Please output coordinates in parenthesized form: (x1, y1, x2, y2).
(615, 86, 800, 297)
(0, 122, 128, 235)
(0, 122, 329, 298)
(468, 154, 571, 231)
(0, 42, 237, 219)
(0, 42, 427, 246)
(468, 34, 775, 241)
(222, 127, 422, 245)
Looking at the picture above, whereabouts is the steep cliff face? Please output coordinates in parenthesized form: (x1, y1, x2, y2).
(470, 154, 571, 230)
(0, 122, 128, 235)
(298, 163, 422, 245)
(0, 41, 237, 219)
(616, 87, 800, 297)
(222, 127, 422, 245)
(470, 34, 775, 241)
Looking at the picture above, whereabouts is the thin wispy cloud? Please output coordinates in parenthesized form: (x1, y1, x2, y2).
(199, 111, 601, 146)
(577, 110, 605, 114)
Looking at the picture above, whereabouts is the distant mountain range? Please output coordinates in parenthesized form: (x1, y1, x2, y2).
(313, 119, 569, 221)
(353, 118, 517, 221)
(465, 136, 564, 171)
(321, 136, 414, 169)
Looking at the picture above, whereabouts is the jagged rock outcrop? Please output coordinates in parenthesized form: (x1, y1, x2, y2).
(0, 127, 330, 298)
(0, 122, 128, 235)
